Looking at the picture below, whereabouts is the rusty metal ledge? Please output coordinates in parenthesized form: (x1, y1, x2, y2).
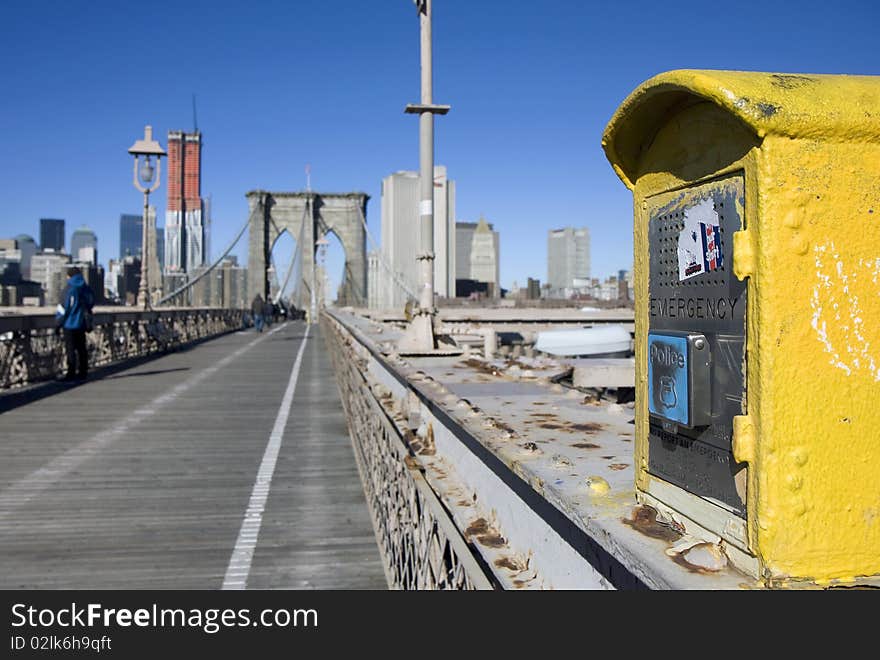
(326, 308, 759, 590)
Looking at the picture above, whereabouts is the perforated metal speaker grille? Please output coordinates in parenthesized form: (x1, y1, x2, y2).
(646, 175, 747, 516)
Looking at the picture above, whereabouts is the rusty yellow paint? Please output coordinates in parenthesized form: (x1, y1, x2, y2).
(603, 70, 880, 583)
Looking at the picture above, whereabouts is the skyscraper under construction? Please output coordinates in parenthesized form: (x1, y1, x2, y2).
(164, 130, 205, 273)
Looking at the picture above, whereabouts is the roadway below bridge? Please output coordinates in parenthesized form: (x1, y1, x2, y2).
(0, 320, 387, 590)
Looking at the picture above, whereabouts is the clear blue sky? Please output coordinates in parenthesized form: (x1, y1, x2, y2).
(1, 0, 878, 295)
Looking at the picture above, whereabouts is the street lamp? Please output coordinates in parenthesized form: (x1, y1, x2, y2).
(316, 235, 330, 308)
(127, 125, 166, 309)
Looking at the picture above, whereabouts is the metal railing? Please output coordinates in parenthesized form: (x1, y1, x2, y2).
(321, 310, 493, 590)
(0, 307, 248, 390)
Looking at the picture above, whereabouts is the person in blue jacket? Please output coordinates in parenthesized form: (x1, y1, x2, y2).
(56, 266, 95, 382)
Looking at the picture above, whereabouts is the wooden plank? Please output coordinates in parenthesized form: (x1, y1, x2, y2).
(0, 322, 386, 590)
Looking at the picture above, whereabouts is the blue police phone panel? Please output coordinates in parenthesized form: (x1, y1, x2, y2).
(648, 333, 689, 426)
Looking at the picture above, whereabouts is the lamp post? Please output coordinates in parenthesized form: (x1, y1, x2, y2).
(399, 0, 450, 351)
(127, 125, 166, 309)
(316, 234, 330, 308)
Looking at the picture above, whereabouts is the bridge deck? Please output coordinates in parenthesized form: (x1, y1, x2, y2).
(0, 321, 387, 590)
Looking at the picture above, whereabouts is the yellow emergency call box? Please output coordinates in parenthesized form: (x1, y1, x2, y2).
(603, 70, 880, 584)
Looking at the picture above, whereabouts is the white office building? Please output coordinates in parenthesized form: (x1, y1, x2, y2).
(31, 250, 70, 305)
(547, 226, 591, 298)
(379, 166, 456, 309)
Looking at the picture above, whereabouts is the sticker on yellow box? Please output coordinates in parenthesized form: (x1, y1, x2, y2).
(677, 197, 723, 281)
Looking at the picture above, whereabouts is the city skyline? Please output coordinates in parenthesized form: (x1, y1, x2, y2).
(2, 1, 877, 291)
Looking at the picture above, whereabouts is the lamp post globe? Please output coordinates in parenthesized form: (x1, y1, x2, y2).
(127, 126, 166, 310)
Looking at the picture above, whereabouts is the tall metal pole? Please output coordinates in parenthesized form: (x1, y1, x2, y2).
(417, 1, 434, 316)
(399, 0, 449, 352)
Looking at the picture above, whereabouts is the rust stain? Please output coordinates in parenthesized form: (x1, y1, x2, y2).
(465, 517, 507, 548)
(478, 532, 506, 548)
(755, 101, 779, 117)
(465, 518, 489, 536)
(609, 463, 629, 471)
(533, 420, 603, 434)
(622, 505, 683, 543)
(571, 422, 603, 433)
(572, 442, 601, 449)
(463, 358, 504, 377)
(405, 425, 435, 457)
(671, 553, 708, 574)
(492, 419, 518, 436)
(494, 557, 526, 572)
(671, 551, 724, 575)
(770, 73, 816, 89)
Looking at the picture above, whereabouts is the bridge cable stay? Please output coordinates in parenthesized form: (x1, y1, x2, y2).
(268, 252, 282, 299)
(156, 212, 251, 306)
(351, 202, 419, 304)
(272, 200, 309, 306)
(336, 259, 367, 308)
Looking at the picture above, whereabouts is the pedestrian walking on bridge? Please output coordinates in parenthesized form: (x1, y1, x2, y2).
(252, 294, 265, 333)
(263, 299, 275, 328)
(56, 266, 94, 382)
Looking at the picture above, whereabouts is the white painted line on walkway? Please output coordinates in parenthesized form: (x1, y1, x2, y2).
(0, 322, 292, 521)
(222, 323, 311, 590)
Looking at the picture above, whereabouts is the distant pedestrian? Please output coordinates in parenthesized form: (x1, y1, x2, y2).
(263, 299, 274, 327)
(252, 294, 265, 333)
(56, 266, 95, 382)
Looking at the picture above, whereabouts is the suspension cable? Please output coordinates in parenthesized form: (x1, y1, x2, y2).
(352, 202, 418, 303)
(273, 200, 309, 305)
(157, 211, 250, 305)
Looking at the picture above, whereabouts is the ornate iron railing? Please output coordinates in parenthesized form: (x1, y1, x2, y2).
(0, 307, 248, 390)
(321, 311, 493, 590)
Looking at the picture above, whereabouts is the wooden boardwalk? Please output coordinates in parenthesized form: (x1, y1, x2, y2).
(0, 321, 387, 590)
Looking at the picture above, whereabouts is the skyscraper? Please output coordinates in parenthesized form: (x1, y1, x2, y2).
(40, 219, 65, 251)
(13, 234, 37, 279)
(547, 226, 591, 297)
(31, 250, 70, 305)
(165, 130, 204, 273)
(456, 216, 500, 296)
(70, 226, 97, 264)
(119, 213, 142, 259)
(455, 222, 477, 281)
(380, 166, 456, 309)
(156, 231, 164, 272)
(468, 216, 500, 298)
